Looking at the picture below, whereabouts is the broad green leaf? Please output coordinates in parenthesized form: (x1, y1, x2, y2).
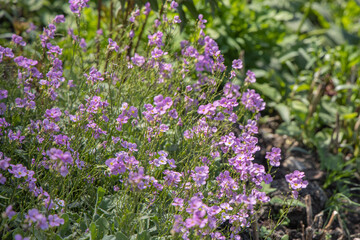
(103, 236, 117, 240)
(183, 1, 198, 19)
(281, 234, 290, 240)
(279, 51, 298, 63)
(274, 103, 291, 123)
(115, 232, 129, 240)
(270, 196, 306, 208)
(148, 0, 159, 11)
(90, 222, 98, 240)
(260, 182, 276, 194)
(341, 112, 358, 120)
(335, 84, 358, 91)
(94, 217, 110, 239)
(96, 187, 106, 208)
(274, 11, 293, 21)
(252, 83, 282, 102)
(60, 214, 70, 237)
(276, 121, 302, 138)
(137, 231, 151, 240)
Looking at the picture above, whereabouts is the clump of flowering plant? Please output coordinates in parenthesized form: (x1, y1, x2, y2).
(0, 1, 307, 239)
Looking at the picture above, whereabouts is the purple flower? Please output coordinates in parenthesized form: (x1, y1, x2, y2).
(232, 59, 243, 69)
(69, 0, 90, 16)
(129, 30, 135, 38)
(97, 29, 103, 35)
(169, 109, 178, 119)
(241, 89, 265, 113)
(285, 170, 308, 190)
(127, 106, 138, 117)
(53, 15, 66, 23)
(0, 89, 7, 100)
(185, 217, 199, 228)
(108, 38, 119, 52)
(144, 2, 151, 15)
(159, 124, 169, 132)
(265, 147, 281, 167)
(172, 197, 184, 206)
(263, 174, 273, 184)
(4, 205, 16, 218)
(198, 14, 207, 29)
(46, 43, 63, 56)
(245, 70, 256, 83)
(131, 53, 145, 66)
(155, 19, 161, 28)
(163, 170, 182, 186)
(15, 235, 30, 240)
(84, 67, 104, 84)
(14, 56, 38, 69)
(12, 34, 26, 46)
(129, 9, 140, 23)
(45, 107, 62, 122)
(171, 1, 179, 9)
(48, 214, 65, 227)
(0, 174, 5, 184)
(80, 38, 87, 52)
(26, 23, 37, 33)
(148, 31, 164, 47)
(26, 208, 42, 222)
(191, 166, 209, 186)
(8, 164, 27, 178)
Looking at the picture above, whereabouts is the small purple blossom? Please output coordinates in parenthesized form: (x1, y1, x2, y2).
(84, 67, 104, 84)
(69, 0, 90, 16)
(245, 70, 256, 83)
(0, 89, 8, 100)
(131, 53, 145, 66)
(80, 38, 87, 52)
(265, 147, 281, 167)
(241, 89, 265, 113)
(12, 34, 26, 46)
(108, 38, 119, 52)
(232, 59, 243, 69)
(53, 15, 66, 23)
(171, 1, 179, 10)
(4, 205, 16, 219)
(144, 2, 151, 15)
(285, 170, 308, 190)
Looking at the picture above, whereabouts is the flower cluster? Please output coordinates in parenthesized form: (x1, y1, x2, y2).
(0, 1, 308, 239)
(285, 170, 309, 199)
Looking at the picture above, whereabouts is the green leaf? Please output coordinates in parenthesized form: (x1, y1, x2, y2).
(95, 217, 109, 238)
(103, 236, 117, 240)
(115, 232, 129, 240)
(274, 11, 293, 21)
(276, 121, 302, 138)
(137, 231, 151, 240)
(279, 51, 298, 63)
(260, 182, 277, 194)
(270, 196, 306, 208)
(90, 222, 97, 240)
(318, 149, 343, 171)
(252, 83, 282, 102)
(59, 213, 70, 238)
(148, 0, 159, 11)
(96, 187, 106, 208)
(274, 103, 291, 123)
(335, 84, 358, 91)
(281, 234, 290, 240)
(183, 1, 198, 19)
(341, 112, 358, 120)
